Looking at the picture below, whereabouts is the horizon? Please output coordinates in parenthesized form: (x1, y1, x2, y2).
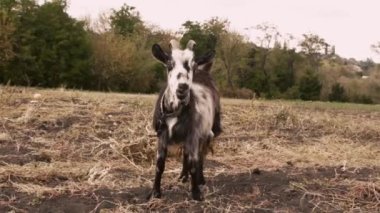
(64, 0, 380, 63)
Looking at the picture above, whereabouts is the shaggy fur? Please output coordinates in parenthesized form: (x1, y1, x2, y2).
(148, 39, 222, 201)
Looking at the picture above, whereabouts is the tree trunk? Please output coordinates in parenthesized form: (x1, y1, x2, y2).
(220, 49, 234, 91)
(260, 50, 270, 94)
(222, 59, 234, 91)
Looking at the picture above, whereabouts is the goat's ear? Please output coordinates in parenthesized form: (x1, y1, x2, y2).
(152, 44, 170, 64)
(195, 50, 215, 65)
(195, 50, 215, 72)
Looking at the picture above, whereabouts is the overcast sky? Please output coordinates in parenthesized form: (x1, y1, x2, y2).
(66, 0, 380, 62)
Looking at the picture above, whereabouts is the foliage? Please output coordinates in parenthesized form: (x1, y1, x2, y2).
(299, 70, 322, 101)
(254, 23, 282, 49)
(352, 94, 374, 104)
(371, 42, 380, 54)
(358, 58, 375, 72)
(0, 2, 379, 104)
(328, 83, 348, 102)
(215, 31, 249, 91)
(110, 4, 143, 37)
(89, 32, 158, 93)
(180, 18, 228, 56)
(2, 0, 92, 88)
(0, 0, 17, 66)
(299, 33, 328, 56)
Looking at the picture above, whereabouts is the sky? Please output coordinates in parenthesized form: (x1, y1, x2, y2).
(65, 0, 380, 62)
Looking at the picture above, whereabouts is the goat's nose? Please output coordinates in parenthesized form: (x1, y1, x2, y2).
(178, 83, 189, 91)
(176, 83, 189, 100)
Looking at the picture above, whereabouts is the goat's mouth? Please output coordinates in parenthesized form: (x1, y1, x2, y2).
(176, 91, 188, 100)
(165, 100, 185, 114)
(163, 87, 190, 113)
(176, 90, 190, 105)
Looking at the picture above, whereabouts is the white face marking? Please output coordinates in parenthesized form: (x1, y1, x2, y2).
(166, 117, 178, 138)
(165, 48, 194, 111)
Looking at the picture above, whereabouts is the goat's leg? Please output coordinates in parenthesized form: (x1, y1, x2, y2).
(186, 137, 203, 201)
(147, 131, 168, 200)
(186, 151, 205, 186)
(179, 152, 189, 183)
(198, 136, 211, 186)
(189, 156, 203, 201)
(198, 154, 206, 185)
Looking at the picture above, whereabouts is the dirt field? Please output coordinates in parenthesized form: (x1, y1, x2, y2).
(0, 86, 379, 213)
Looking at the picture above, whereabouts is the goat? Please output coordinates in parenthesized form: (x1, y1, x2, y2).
(147, 39, 222, 201)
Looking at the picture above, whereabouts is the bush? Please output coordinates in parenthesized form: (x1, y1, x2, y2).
(352, 94, 374, 104)
(328, 83, 348, 102)
(281, 86, 300, 99)
(3, 0, 93, 88)
(298, 70, 322, 101)
(221, 88, 254, 99)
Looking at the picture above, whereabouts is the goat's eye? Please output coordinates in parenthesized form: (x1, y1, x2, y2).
(183, 61, 190, 72)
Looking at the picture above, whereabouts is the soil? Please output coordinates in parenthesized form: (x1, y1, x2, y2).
(1, 88, 379, 212)
(1, 141, 379, 213)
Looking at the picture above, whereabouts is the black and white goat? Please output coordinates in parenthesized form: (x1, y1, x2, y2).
(148, 39, 222, 201)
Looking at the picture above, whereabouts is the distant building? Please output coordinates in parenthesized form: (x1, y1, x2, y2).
(349, 65, 363, 73)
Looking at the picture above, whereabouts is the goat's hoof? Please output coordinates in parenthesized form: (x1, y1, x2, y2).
(146, 189, 161, 200)
(191, 190, 204, 201)
(179, 174, 189, 183)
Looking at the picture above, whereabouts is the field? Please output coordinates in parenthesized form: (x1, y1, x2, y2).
(0, 86, 379, 212)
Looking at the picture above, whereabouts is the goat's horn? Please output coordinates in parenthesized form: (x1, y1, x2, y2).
(186, 40, 196, 50)
(169, 39, 180, 50)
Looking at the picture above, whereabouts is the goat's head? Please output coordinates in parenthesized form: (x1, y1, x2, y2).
(152, 39, 215, 112)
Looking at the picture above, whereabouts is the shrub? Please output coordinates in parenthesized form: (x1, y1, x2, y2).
(352, 94, 374, 104)
(221, 88, 254, 99)
(298, 70, 322, 101)
(328, 83, 348, 102)
(281, 86, 300, 99)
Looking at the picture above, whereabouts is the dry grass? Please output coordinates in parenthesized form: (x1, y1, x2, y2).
(0, 85, 379, 212)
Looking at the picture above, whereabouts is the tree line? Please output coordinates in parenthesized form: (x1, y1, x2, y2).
(1, 0, 380, 103)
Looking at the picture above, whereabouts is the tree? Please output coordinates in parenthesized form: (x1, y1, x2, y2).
(216, 31, 248, 91)
(299, 69, 322, 100)
(268, 48, 297, 93)
(246, 23, 285, 98)
(328, 83, 348, 102)
(181, 21, 211, 55)
(0, 0, 17, 67)
(90, 31, 157, 92)
(203, 17, 228, 40)
(180, 21, 219, 56)
(4, 0, 93, 88)
(240, 45, 298, 98)
(371, 42, 380, 55)
(359, 58, 375, 72)
(299, 33, 327, 56)
(254, 23, 281, 49)
(110, 4, 144, 37)
(238, 23, 302, 98)
(86, 4, 170, 93)
(299, 34, 328, 67)
(181, 18, 247, 92)
(2, 0, 39, 85)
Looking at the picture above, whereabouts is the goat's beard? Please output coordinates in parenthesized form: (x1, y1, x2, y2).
(179, 94, 190, 106)
(163, 92, 179, 113)
(163, 92, 190, 113)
